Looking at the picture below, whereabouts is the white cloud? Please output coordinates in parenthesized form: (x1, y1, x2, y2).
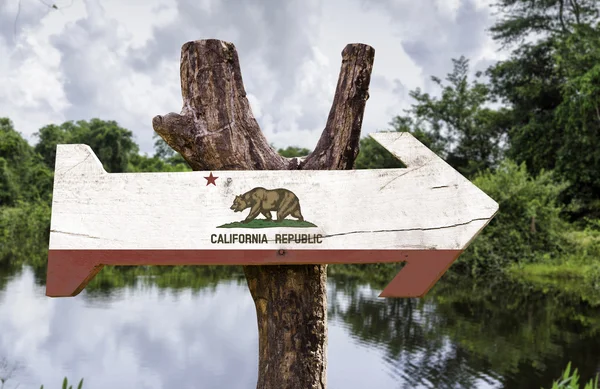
(0, 0, 503, 155)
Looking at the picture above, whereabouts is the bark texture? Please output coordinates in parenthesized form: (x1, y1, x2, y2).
(153, 39, 374, 389)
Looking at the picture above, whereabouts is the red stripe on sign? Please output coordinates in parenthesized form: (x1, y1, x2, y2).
(46, 249, 462, 298)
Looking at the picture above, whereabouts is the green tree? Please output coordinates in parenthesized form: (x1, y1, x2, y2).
(553, 23, 600, 217)
(0, 119, 53, 267)
(0, 158, 18, 206)
(381, 57, 508, 177)
(152, 133, 188, 166)
(0, 201, 51, 268)
(489, 0, 599, 45)
(34, 119, 139, 173)
(487, 40, 564, 176)
(458, 160, 569, 274)
(33, 122, 71, 169)
(128, 153, 191, 172)
(487, 0, 600, 219)
(0, 118, 32, 166)
(0, 118, 53, 205)
(277, 146, 311, 158)
(354, 135, 405, 169)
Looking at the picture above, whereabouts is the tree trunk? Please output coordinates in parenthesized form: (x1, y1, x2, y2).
(153, 39, 374, 389)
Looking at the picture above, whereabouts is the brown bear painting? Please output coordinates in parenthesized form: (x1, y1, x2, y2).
(229, 187, 304, 224)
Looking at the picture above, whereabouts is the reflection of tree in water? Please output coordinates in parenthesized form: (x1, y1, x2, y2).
(0, 356, 22, 389)
(3, 251, 600, 388)
(82, 265, 247, 301)
(0, 266, 14, 295)
(0, 251, 246, 301)
(329, 276, 492, 388)
(328, 271, 600, 389)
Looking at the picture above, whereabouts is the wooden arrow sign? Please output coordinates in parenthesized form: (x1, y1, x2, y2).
(46, 132, 498, 298)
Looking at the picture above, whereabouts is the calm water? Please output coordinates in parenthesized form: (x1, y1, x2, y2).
(0, 266, 599, 389)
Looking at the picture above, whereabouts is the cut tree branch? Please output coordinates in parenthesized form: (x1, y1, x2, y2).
(302, 44, 375, 170)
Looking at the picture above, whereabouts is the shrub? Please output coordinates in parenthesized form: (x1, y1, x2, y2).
(544, 362, 599, 389)
(0, 201, 51, 269)
(40, 377, 84, 389)
(457, 160, 570, 274)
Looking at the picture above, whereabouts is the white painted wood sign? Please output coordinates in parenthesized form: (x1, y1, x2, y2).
(46, 132, 498, 298)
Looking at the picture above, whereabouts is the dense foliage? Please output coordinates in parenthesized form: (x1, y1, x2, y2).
(457, 161, 569, 274)
(0, 118, 190, 269)
(488, 0, 600, 220)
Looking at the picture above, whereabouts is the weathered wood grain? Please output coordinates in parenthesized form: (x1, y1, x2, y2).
(49, 133, 498, 251)
(151, 40, 292, 171)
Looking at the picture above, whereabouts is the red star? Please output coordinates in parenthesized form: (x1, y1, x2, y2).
(204, 172, 218, 186)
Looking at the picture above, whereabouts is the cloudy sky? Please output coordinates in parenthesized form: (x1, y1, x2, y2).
(0, 0, 507, 155)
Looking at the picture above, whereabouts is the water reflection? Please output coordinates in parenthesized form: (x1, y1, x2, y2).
(329, 278, 502, 389)
(0, 268, 259, 389)
(329, 271, 600, 389)
(0, 266, 599, 389)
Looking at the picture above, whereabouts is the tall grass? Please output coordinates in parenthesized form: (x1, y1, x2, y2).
(545, 363, 599, 389)
(40, 377, 83, 389)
